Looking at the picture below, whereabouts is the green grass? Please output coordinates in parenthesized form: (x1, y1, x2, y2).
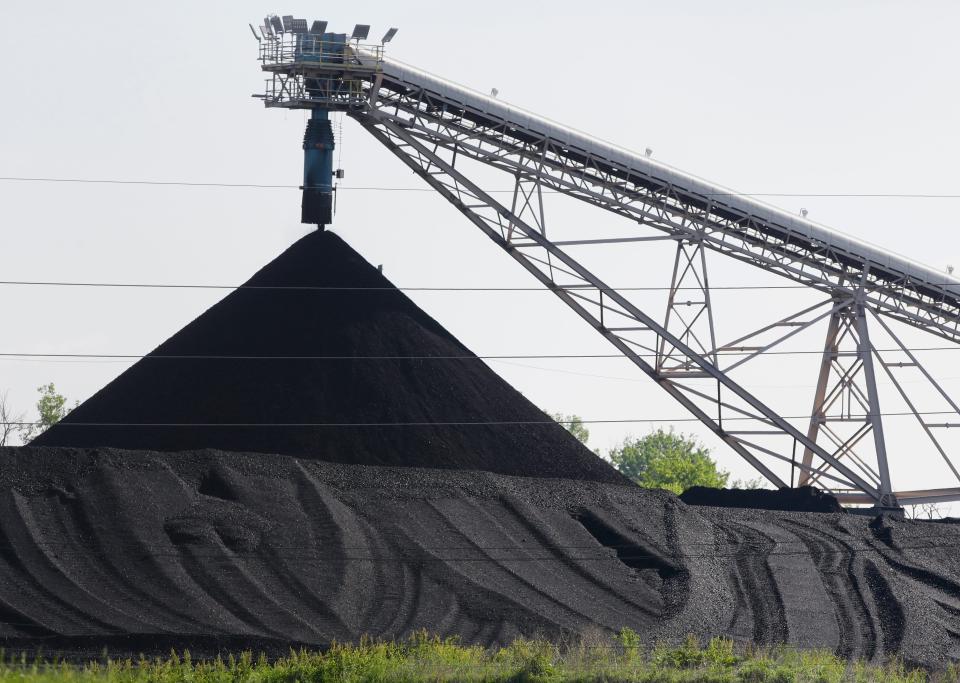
(0, 631, 952, 683)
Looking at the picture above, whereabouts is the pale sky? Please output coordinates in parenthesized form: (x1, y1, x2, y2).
(3, 1, 960, 505)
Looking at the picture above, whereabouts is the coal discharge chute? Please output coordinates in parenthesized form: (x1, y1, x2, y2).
(301, 110, 335, 227)
(254, 14, 394, 229)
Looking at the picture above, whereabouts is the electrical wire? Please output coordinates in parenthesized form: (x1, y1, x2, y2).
(2, 346, 960, 360)
(0, 536, 952, 560)
(4, 280, 960, 291)
(5, 176, 960, 199)
(3, 409, 958, 428)
(3, 354, 956, 395)
(0, 280, 812, 291)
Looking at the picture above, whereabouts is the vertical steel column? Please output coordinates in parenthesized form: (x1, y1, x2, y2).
(854, 301, 893, 503)
(800, 310, 841, 485)
(798, 298, 893, 505)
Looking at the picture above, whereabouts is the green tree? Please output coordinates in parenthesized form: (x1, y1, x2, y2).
(609, 428, 729, 494)
(548, 412, 590, 447)
(20, 383, 73, 442)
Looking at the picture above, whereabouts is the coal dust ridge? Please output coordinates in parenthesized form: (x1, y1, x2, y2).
(8, 231, 960, 665)
(2, 447, 960, 667)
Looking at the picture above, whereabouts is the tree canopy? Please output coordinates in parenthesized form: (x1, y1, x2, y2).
(548, 412, 591, 448)
(608, 428, 729, 494)
(18, 383, 72, 442)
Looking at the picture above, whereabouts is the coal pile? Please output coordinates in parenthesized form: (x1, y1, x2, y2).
(2, 446, 960, 666)
(15, 230, 960, 665)
(34, 231, 622, 484)
(680, 485, 843, 513)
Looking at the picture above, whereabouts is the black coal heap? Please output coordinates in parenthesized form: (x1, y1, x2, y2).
(35, 231, 623, 483)
(680, 485, 843, 513)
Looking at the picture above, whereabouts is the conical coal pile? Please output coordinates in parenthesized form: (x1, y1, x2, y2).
(35, 231, 622, 483)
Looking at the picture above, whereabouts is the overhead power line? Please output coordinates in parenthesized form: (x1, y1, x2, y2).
(2, 346, 960, 361)
(3, 410, 958, 428)
(4, 280, 960, 291)
(0, 543, 951, 562)
(0, 280, 810, 291)
(4, 176, 960, 199)
(0, 535, 955, 552)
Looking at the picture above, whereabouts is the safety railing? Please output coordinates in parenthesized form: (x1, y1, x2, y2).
(258, 73, 370, 109)
(258, 36, 383, 72)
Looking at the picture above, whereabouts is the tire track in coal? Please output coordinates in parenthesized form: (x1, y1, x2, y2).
(429, 496, 643, 633)
(865, 516, 960, 661)
(299, 464, 466, 641)
(630, 497, 732, 639)
(0, 598, 52, 639)
(376, 498, 571, 638)
(412, 572, 462, 637)
(362, 507, 556, 640)
(780, 518, 877, 660)
(498, 494, 664, 619)
(243, 476, 354, 641)
(86, 462, 258, 636)
(872, 548, 960, 604)
(652, 497, 692, 619)
(386, 520, 540, 642)
(36, 465, 216, 634)
(380, 558, 421, 637)
(861, 520, 960, 659)
(862, 559, 905, 657)
(936, 600, 960, 658)
(721, 521, 787, 645)
(195, 465, 350, 643)
(169, 538, 305, 640)
(715, 525, 754, 642)
(162, 482, 322, 640)
(293, 463, 383, 636)
(0, 491, 122, 636)
(737, 519, 839, 650)
(351, 515, 419, 636)
(12, 492, 166, 634)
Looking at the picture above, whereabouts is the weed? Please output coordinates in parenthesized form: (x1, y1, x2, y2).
(0, 633, 940, 683)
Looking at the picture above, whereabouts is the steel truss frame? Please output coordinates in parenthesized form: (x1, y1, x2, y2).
(799, 299, 891, 495)
(328, 77, 960, 506)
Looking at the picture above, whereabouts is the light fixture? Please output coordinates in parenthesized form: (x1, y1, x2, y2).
(310, 20, 328, 34)
(644, 148, 653, 158)
(249, 23, 261, 41)
(351, 24, 370, 40)
(382, 27, 399, 43)
(800, 208, 809, 218)
(490, 88, 499, 98)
